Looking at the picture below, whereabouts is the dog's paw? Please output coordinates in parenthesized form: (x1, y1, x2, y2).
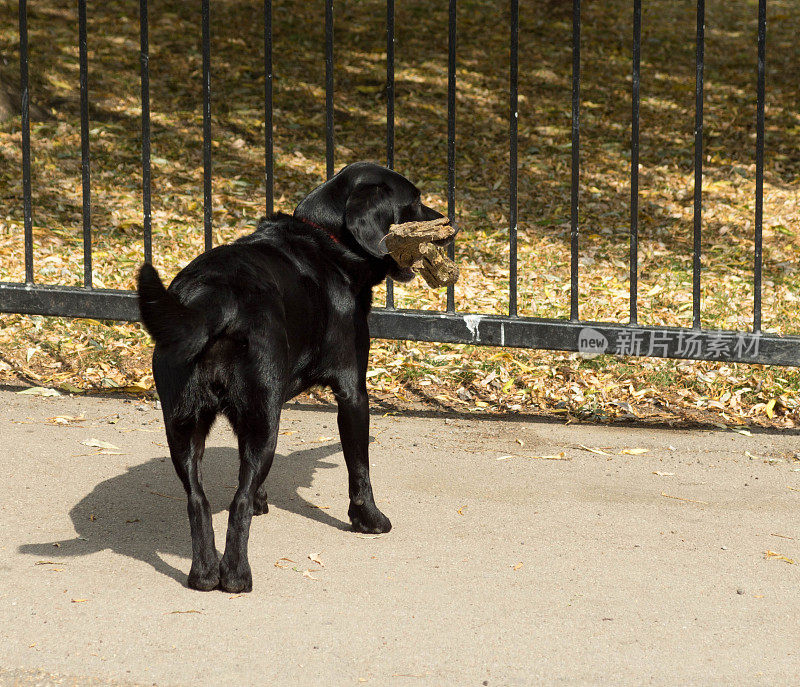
(219, 557, 253, 593)
(349, 503, 392, 534)
(187, 560, 220, 592)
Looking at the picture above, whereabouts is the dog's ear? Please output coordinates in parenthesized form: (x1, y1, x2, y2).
(344, 183, 394, 258)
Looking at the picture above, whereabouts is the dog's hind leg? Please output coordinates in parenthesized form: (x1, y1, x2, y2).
(165, 413, 218, 591)
(219, 401, 281, 593)
(253, 478, 269, 516)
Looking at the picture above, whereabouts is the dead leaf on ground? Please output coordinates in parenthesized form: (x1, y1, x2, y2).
(48, 415, 86, 425)
(308, 552, 325, 567)
(661, 492, 709, 505)
(80, 438, 120, 450)
(577, 445, 613, 455)
(764, 550, 795, 564)
(620, 448, 649, 455)
(17, 386, 61, 397)
(530, 452, 569, 460)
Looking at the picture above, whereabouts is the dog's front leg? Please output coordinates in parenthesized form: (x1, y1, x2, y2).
(335, 387, 392, 534)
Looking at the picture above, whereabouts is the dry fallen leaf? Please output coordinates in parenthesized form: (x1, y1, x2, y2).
(302, 569, 318, 580)
(512, 562, 523, 571)
(17, 386, 60, 397)
(620, 448, 649, 455)
(308, 552, 325, 567)
(764, 550, 795, 564)
(274, 557, 296, 569)
(71, 598, 88, 603)
(48, 415, 86, 425)
(314, 436, 334, 443)
(531, 452, 569, 460)
(578, 445, 612, 456)
(661, 492, 709, 505)
(653, 471, 675, 476)
(80, 438, 120, 450)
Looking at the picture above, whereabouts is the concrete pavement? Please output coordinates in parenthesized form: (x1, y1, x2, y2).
(1, 388, 799, 685)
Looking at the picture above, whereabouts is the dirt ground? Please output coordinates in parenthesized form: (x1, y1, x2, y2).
(1, 387, 799, 686)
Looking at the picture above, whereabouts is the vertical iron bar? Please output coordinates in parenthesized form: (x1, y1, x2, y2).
(202, 0, 212, 251)
(692, 0, 705, 329)
(386, 0, 395, 171)
(140, 0, 152, 264)
(629, 0, 641, 325)
(325, 0, 335, 179)
(509, 0, 519, 317)
(19, 0, 33, 284)
(753, 0, 766, 333)
(385, 0, 395, 308)
(569, 0, 580, 321)
(446, 0, 457, 313)
(78, 0, 92, 287)
(265, 0, 274, 215)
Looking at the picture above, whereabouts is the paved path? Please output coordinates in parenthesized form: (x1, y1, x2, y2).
(1, 388, 798, 686)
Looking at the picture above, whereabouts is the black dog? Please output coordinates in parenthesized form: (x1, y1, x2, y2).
(137, 162, 446, 592)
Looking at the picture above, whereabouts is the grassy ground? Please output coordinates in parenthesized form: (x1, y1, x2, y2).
(0, 0, 798, 427)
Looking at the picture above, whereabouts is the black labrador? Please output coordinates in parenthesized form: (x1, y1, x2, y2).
(137, 162, 447, 593)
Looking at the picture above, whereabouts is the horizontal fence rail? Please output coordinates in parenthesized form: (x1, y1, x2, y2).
(2, 0, 799, 369)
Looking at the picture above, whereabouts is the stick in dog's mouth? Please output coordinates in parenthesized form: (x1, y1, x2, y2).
(384, 218, 459, 288)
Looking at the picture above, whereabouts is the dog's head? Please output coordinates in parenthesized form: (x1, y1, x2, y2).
(294, 162, 451, 281)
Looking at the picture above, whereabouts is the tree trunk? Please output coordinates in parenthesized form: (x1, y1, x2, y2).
(0, 72, 18, 123)
(0, 67, 49, 123)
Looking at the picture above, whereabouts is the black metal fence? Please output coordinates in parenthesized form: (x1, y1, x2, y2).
(2, 0, 799, 367)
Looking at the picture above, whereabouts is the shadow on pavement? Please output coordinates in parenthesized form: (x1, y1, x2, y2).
(18, 441, 348, 587)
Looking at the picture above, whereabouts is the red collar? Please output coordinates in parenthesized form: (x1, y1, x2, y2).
(299, 216, 340, 244)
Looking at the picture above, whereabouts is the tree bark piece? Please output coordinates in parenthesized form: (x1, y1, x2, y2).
(384, 218, 459, 288)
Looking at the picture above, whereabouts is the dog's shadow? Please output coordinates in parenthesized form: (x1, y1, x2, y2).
(18, 442, 349, 586)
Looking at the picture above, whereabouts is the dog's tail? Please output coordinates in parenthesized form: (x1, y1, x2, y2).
(137, 263, 209, 361)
